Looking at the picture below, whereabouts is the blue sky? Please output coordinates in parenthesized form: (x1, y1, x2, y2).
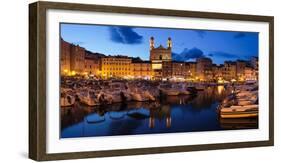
(60, 23, 258, 64)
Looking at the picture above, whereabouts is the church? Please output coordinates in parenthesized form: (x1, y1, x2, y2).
(149, 37, 172, 78)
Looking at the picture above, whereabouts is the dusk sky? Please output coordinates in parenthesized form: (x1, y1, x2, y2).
(60, 23, 258, 64)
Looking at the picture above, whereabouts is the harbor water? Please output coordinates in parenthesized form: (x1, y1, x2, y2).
(61, 85, 258, 138)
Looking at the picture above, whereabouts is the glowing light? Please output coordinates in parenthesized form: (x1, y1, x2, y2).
(217, 78, 224, 84)
(238, 76, 245, 82)
(71, 71, 76, 76)
(152, 63, 162, 70)
(217, 85, 224, 95)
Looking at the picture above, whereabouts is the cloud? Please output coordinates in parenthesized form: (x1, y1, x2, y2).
(233, 32, 246, 39)
(109, 27, 143, 44)
(172, 47, 206, 61)
(208, 51, 239, 59)
(193, 30, 206, 38)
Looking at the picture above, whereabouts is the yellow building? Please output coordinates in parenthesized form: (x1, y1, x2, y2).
(101, 56, 132, 78)
(185, 62, 197, 80)
(84, 52, 101, 76)
(131, 61, 153, 79)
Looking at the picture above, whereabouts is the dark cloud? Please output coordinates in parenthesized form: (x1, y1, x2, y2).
(172, 47, 206, 61)
(109, 27, 143, 44)
(208, 51, 239, 59)
(233, 32, 246, 39)
(193, 30, 206, 38)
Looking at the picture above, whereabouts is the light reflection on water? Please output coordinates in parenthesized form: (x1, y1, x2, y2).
(60, 86, 258, 138)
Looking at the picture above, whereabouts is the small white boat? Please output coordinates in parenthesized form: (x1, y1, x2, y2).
(97, 92, 113, 104)
(60, 88, 75, 107)
(173, 84, 191, 95)
(220, 104, 258, 118)
(195, 85, 205, 91)
(236, 91, 258, 106)
(60, 94, 75, 107)
(108, 91, 122, 103)
(159, 85, 179, 96)
(78, 90, 98, 106)
(143, 90, 156, 101)
(237, 99, 257, 106)
(160, 88, 180, 96)
(104, 82, 131, 103)
(128, 87, 149, 102)
(130, 92, 148, 101)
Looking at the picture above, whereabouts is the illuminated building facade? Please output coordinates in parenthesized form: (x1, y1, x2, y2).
(101, 56, 132, 78)
(149, 37, 172, 79)
(251, 57, 259, 70)
(236, 60, 247, 81)
(162, 61, 197, 81)
(61, 39, 71, 75)
(196, 57, 213, 81)
(172, 62, 186, 79)
(61, 39, 85, 76)
(212, 64, 224, 80)
(185, 62, 196, 80)
(84, 51, 101, 76)
(131, 61, 153, 79)
(223, 61, 237, 81)
(244, 66, 257, 81)
(70, 45, 85, 74)
(250, 57, 259, 80)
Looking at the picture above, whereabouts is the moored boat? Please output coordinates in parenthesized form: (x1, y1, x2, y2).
(60, 94, 75, 107)
(220, 104, 258, 118)
(60, 88, 75, 107)
(77, 90, 99, 106)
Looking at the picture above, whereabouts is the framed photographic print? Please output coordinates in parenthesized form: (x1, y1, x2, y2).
(29, 1, 274, 161)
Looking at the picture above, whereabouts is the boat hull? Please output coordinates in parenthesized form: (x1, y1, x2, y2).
(220, 111, 258, 118)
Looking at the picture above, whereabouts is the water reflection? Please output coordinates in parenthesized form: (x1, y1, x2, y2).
(217, 85, 224, 95)
(61, 86, 258, 138)
(219, 118, 258, 129)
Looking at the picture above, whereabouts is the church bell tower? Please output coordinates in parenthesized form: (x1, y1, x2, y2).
(150, 37, 155, 50)
(167, 37, 172, 49)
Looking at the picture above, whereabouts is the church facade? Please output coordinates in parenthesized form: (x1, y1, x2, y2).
(149, 37, 172, 78)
